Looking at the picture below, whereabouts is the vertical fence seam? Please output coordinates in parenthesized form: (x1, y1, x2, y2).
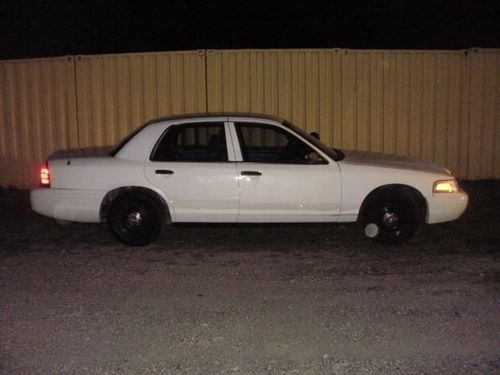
(71, 55, 81, 148)
(204, 50, 209, 112)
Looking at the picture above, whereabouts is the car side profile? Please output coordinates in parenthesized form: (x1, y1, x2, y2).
(31, 113, 468, 246)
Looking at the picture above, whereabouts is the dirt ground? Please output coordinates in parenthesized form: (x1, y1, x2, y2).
(0, 181, 499, 374)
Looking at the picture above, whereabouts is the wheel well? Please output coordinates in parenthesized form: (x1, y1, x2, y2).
(100, 186, 170, 223)
(358, 184, 427, 222)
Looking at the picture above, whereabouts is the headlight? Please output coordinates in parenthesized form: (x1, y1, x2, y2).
(433, 179, 458, 193)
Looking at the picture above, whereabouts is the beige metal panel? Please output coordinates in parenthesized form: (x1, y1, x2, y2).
(358, 50, 469, 175)
(421, 53, 437, 163)
(290, 51, 306, 125)
(467, 53, 483, 179)
(206, 49, 344, 146)
(251, 52, 265, 113)
(340, 51, 357, 149)
(395, 52, 411, 157)
(352, 50, 459, 164)
(434, 53, 448, 168)
(458, 53, 471, 178)
(0, 56, 77, 187)
(479, 51, 499, 179)
(331, 51, 343, 148)
(265, 52, 279, 117)
(468, 49, 500, 180)
(206, 51, 223, 112)
(205, 48, 500, 182)
(2, 48, 499, 188)
(496, 53, 500, 179)
(304, 51, 319, 134)
(368, 52, 385, 153)
(480, 52, 497, 179)
(382, 52, 397, 155)
(408, 53, 424, 159)
(75, 51, 207, 148)
(355, 52, 371, 151)
(317, 51, 334, 146)
(446, 52, 468, 178)
(444, 54, 464, 176)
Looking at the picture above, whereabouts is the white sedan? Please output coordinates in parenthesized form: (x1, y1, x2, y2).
(31, 113, 468, 246)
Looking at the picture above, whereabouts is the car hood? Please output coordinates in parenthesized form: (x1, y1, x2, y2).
(48, 146, 114, 161)
(340, 149, 449, 175)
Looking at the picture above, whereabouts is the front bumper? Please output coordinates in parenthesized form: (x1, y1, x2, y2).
(30, 188, 106, 223)
(426, 189, 469, 224)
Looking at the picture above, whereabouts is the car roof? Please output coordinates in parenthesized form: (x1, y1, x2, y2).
(146, 112, 286, 125)
(110, 112, 289, 157)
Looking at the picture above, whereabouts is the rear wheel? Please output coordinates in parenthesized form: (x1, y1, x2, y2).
(362, 191, 421, 244)
(108, 192, 166, 246)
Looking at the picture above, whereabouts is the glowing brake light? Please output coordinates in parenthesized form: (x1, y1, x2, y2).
(40, 164, 50, 187)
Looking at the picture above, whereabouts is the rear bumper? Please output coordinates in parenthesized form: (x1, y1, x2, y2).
(426, 189, 468, 224)
(30, 188, 105, 223)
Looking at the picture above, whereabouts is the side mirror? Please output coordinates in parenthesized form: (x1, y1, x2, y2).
(310, 132, 320, 140)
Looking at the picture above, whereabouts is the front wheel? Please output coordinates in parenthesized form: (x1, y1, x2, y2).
(361, 192, 421, 244)
(108, 192, 166, 246)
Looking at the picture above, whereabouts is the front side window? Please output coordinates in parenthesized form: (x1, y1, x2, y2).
(236, 123, 325, 164)
(151, 123, 228, 162)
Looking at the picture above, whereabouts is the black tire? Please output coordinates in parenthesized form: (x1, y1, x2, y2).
(362, 191, 421, 244)
(108, 192, 166, 246)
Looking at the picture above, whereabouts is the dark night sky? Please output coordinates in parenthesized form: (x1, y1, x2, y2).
(1, 0, 499, 60)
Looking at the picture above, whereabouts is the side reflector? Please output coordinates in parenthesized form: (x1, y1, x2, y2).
(433, 179, 458, 193)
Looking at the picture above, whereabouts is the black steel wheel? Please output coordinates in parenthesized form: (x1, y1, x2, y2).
(108, 192, 166, 246)
(362, 192, 420, 244)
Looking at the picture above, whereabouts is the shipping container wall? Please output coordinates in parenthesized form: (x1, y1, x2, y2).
(0, 56, 77, 187)
(75, 50, 207, 147)
(467, 51, 500, 179)
(206, 49, 499, 179)
(206, 49, 343, 147)
(0, 49, 499, 187)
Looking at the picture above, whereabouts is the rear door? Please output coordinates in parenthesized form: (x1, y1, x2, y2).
(144, 120, 239, 222)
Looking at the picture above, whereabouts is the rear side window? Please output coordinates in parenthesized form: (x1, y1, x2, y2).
(151, 123, 228, 162)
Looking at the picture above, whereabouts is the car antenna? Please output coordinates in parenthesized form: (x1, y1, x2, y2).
(65, 129, 71, 165)
(66, 136, 71, 165)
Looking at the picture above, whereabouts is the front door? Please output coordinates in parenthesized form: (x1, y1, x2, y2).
(232, 121, 341, 222)
(145, 121, 239, 222)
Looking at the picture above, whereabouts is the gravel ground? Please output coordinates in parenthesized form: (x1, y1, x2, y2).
(0, 181, 499, 374)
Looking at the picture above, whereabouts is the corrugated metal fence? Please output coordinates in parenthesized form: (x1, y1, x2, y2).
(1, 49, 499, 187)
(0, 56, 77, 187)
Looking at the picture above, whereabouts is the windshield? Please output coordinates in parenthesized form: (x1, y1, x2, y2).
(283, 121, 344, 161)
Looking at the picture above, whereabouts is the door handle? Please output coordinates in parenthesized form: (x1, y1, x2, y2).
(155, 169, 174, 175)
(241, 171, 262, 176)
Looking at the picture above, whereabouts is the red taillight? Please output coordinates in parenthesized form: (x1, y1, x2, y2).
(40, 164, 50, 187)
